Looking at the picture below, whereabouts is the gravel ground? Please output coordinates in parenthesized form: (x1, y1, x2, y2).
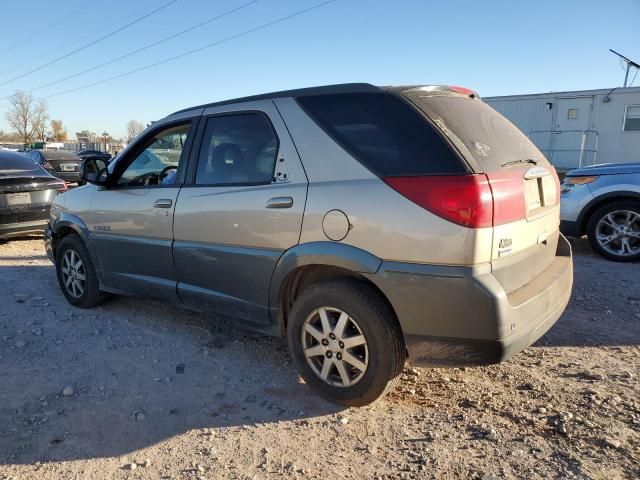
(0, 237, 638, 480)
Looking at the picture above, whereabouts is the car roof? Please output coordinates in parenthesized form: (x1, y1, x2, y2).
(170, 83, 384, 115)
(169, 83, 476, 117)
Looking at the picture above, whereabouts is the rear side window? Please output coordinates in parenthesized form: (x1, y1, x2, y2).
(297, 92, 466, 176)
(403, 92, 548, 171)
(195, 113, 279, 185)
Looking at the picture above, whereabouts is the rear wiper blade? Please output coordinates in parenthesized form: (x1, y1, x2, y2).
(501, 158, 537, 167)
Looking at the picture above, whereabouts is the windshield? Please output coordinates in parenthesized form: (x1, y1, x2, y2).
(402, 92, 548, 172)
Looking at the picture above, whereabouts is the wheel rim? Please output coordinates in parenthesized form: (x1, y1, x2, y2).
(301, 307, 369, 388)
(61, 249, 86, 298)
(595, 210, 640, 257)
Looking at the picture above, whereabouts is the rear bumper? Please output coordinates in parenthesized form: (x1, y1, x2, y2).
(367, 234, 573, 367)
(0, 219, 48, 239)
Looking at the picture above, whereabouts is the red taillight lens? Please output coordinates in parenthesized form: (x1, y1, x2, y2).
(550, 167, 561, 203)
(384, 172, 526, 228)
(384, 175, 494, 228)
(49, 181, 67, 193)
(485, 171, 526, 226)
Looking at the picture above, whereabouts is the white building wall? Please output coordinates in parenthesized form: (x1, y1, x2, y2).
(485, 87, 640, 169)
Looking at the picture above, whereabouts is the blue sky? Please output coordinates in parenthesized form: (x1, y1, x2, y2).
(0, 0, 638, 139)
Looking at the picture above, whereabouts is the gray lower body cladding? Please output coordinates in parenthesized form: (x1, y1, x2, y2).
(366, 235, 573, 367)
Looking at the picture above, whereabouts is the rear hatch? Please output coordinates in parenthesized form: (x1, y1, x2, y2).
(0, 161, 66, 224)
(399, 88, 561, 294)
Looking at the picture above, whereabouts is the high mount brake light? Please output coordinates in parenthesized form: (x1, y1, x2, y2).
(448, 86, 477, 97)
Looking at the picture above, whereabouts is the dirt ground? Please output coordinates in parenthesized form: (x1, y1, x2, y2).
(0, 237, 638, 480)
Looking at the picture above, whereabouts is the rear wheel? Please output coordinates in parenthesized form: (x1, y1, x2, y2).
(55, 235, 105, 307)
(287, 280, 405, 406)
(586, 200, 640, 262)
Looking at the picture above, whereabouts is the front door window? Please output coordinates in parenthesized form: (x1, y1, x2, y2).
(117, 124, 190, 187)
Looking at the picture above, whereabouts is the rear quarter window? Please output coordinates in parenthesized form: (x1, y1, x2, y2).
(297, 92, 467, 177)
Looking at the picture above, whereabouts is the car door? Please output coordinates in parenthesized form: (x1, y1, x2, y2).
(173, 100, 308, 324)
(83, 113, 200, 300)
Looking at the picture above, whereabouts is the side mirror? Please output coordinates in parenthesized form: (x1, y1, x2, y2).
(80, 158, 109, 185)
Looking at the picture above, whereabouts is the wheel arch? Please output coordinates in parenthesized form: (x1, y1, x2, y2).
(51, 213, 102, 278)
(578, 191, 640, 235)
(269, 242, 400, 335)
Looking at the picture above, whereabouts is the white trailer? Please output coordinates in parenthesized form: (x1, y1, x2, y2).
(485, 86, 640, 171)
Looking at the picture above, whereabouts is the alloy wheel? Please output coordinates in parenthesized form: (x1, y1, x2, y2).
(301, 307, 369, 387)
(61, 249, 86, 298)
(595, 210, 640, 257)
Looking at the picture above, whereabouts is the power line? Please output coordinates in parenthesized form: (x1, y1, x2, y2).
(0, 5, 85, 56)
(0, 0, 176, 78)
(0, 0, 180, 88)
(5, 0, 262, 99)
(39, 0, 340, 101)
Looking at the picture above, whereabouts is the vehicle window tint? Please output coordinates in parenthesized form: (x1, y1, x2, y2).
(403, 92, 549, 171)
(297, 92, 466, 176)
(117, 124, 190, 187)
(195, 114, 278, 185)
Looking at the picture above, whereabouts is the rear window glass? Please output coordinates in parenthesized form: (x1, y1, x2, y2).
(297, 92, 466, 176)
(41, 150, 79, 160)
(403, 92, 548, 171)
(0, 152, 39, 171)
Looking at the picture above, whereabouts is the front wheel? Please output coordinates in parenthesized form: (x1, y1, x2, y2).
(586, 201, 640, 262)
(287, 280, 405, 406)
(55, 235, 105, 307)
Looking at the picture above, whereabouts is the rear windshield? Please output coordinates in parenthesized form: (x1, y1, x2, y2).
(41, 150, 79, 160)
(402, 92, 548, 171)
(0, 152, 40, 172)
(297, 92, 466, 177)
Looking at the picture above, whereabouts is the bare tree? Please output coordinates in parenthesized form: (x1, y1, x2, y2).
(5, 91, 46, 146)
(51, 119, 67, 142)
(126, 120, 145, 142)
(32, 100, 50, 142)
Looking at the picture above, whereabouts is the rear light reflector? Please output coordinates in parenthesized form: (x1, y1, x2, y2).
(384, 175, 493, 228)
(384, 172, 526, 228)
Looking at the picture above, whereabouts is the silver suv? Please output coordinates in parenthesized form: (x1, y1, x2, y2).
(45, 84, 573, 406)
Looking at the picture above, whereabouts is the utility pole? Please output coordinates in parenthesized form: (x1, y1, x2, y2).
(609, 49, 640, 87)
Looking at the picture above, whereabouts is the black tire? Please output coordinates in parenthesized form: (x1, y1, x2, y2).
(55, 234, 105, 308)
(586, 200, 640, 262)
(287, 279, 405, 406)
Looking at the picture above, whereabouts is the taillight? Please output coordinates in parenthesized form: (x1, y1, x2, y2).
(384, 172, 526, 228)
(384, 175, 493, 228)
(42, 161, 54, 169)
(485, 171, 526, 225)
(49, 181, 67, 193)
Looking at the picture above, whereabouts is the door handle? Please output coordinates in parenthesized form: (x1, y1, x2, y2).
(153, 198, 173, 208)
(265, 196, 293, 209)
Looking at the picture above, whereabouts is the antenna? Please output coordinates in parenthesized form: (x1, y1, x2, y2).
(609, 49, 640, 87)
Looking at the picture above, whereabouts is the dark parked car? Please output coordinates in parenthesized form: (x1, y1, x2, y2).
(25, 149, 84, 183)
(1, 150, 66, 239)
(77, 149, 112, 163)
